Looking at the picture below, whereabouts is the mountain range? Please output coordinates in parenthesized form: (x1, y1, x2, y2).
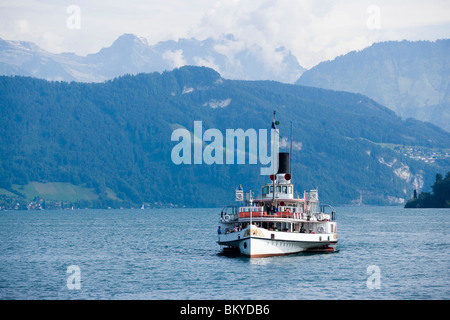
(1, 66, 449, 208)
(2, 35, 448, 133)
(0, 33, 304, 84)
(296, 39, 450, 132)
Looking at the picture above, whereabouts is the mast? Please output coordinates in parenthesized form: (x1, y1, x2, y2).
(290, 121, 292, 176)
(250, 190, 252, 228)
(272, 111, 276, 207)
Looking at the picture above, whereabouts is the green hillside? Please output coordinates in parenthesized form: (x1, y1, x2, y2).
(1, 66, 449, 207)
(13, 182, 93, 201)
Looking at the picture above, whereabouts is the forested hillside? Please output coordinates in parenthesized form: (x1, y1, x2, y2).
(1, 66, 449, 207)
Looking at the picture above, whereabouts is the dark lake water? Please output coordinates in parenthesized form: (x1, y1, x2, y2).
(0, 206, 448, 300)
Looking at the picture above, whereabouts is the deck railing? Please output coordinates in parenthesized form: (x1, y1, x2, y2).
(235, 205, 335, 221)
(238, 211, 311, 219)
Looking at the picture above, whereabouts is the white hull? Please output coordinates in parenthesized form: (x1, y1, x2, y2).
(218, 226, 337, 257)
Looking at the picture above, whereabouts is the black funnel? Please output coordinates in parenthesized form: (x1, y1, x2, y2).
(277, 153, 289, 174)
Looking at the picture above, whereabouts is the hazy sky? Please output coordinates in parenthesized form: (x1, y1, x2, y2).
(1, 0, 449, 68)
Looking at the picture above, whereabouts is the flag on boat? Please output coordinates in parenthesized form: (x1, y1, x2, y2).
(271, 120, 280, 130)
(235, 186, 244, 202)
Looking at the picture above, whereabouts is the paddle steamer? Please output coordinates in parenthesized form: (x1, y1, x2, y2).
(217, 115, 338, 257)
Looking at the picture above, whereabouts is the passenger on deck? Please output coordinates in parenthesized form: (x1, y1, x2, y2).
(217, 226, 221, 234)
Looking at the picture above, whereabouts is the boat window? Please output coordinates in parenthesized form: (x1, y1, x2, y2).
(270, 186, 273, 193)
(282, 186, 287, 193)
(276, 186, 281, 193)
(288, 186, 292, 194)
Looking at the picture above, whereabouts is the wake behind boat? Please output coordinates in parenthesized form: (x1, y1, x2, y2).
(217, 114, 338, 258)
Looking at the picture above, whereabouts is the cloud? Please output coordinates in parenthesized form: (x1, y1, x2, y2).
(193, 55, 222, 73)
(279, 137, 302, 151)
(213, 36, 246, 63)
(14, 19, 29, 34)
(193, 0, 325, 68)
(0, 0, 449, 69)
(191, 0, 450, 68)
(162, 49, 187, 68)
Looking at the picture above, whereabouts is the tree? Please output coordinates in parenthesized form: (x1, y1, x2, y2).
(405, 172, 450, 208)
